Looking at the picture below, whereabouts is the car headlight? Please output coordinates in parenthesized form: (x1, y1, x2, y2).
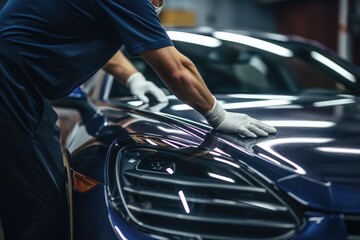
(107, 137, 303, 240)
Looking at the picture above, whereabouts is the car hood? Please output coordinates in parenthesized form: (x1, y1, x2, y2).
(122, 94, 360, 212)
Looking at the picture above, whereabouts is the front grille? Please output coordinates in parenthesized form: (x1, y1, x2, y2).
(345, 215, 360, 240)
(109, 144, 303, 240)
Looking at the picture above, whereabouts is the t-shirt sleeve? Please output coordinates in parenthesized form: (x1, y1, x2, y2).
(96, 0, 173, 57)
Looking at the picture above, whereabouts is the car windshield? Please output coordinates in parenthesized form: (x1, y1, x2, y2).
(108, 31, 360, 98)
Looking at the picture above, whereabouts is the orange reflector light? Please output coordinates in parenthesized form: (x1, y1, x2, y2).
(73, 171, 100, 193)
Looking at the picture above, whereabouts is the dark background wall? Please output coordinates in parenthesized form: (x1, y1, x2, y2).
(352, 0, 360, 67)
(274, 0, 339, 51)
(354, 33, 360, 67)
(274, 0, 359, 67)
(166, 0, 276, 31)
(166, 0, 360, 67)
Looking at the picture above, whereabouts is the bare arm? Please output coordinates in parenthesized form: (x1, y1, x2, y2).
(102, 51, 137, 85)
(140, 46, 214, 113)
(141, 46, 276, 138)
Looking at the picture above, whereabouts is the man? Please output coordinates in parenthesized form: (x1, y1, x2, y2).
(0, 0, 276, 239)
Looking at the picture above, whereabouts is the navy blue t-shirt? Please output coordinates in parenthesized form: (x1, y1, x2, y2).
(0, 0, 173, 98)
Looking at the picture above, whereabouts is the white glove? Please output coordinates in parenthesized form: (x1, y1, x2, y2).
(202, 98, 276, 138)
(126, 72, 168, 103)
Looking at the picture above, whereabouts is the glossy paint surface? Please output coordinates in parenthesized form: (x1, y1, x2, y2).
(67, 27, 360, 240)
(67, 92, 360, 240)
(125, 94, 360, 212)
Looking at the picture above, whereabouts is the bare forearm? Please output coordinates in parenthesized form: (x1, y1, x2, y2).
(141, 47, 214, 113)
(102, 51, 138, 85)
(166, 59, 214, 113)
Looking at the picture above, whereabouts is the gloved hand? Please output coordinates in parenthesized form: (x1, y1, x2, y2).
(202, 98, 276, 138)
(126, 72, 168, 103)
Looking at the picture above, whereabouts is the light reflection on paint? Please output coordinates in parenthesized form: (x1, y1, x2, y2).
(266, 105, 303, 109)
(337, 94, 355, 98)
(157, 126, 187, 134)
(126, 100, 144, 107)
(311, 51, 357, 83)
(164, 139, 191, 148)
(178, 191, 190, 214)
(157, 112, 210, 129)
(114, 226, 128, 240)
(223, 100, 292, 109)
(171, 100, 292, 111)
(262, 32, 290, 41)
(262, 120, 335, 128)
(166, 168, 174, 174)
(161, 140, 181, 149)
(128, 159, 136, 164)
(213, 147, 232, 157)
(228, 94, 298, 100)
(313, 98, 356, 107)
(146, 139, 158, 146)
(209, 151, 222, 156)
(257, 138, 334, 174)
(213, 157, 240, 169)
(242, 201, 286, 211)
(208, 172, 235, 183)
(171, 104, 192, 111)
(287, 192, 309, 205)
(149, 234, 171, 240)
(258, 153, 281, 165)
(168, 31, 222, 48)
(213, 31, 294, 57)
(316, 147, 360, 155)
(308, 217, 325, 224)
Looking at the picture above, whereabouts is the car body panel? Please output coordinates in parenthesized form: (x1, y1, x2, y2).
(67, 93, 360, 240)
(64, 27, 360, 240)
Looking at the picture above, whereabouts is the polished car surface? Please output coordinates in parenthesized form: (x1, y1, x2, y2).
(60, 28, 360, 240)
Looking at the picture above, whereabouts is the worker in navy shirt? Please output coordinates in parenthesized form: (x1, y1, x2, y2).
(0, 0, 276, 239)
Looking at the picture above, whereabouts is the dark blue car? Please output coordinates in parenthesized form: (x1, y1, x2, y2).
(56, 27, 360, 240)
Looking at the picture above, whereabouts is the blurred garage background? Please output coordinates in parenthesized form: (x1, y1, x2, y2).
(159, 0, 360, 67)
(0, 0, 359, 239)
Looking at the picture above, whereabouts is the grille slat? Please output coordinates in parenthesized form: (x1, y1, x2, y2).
(123, 185, 288, 211)
(124, 169, 267, 193)
(127, 204, 296, 228)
